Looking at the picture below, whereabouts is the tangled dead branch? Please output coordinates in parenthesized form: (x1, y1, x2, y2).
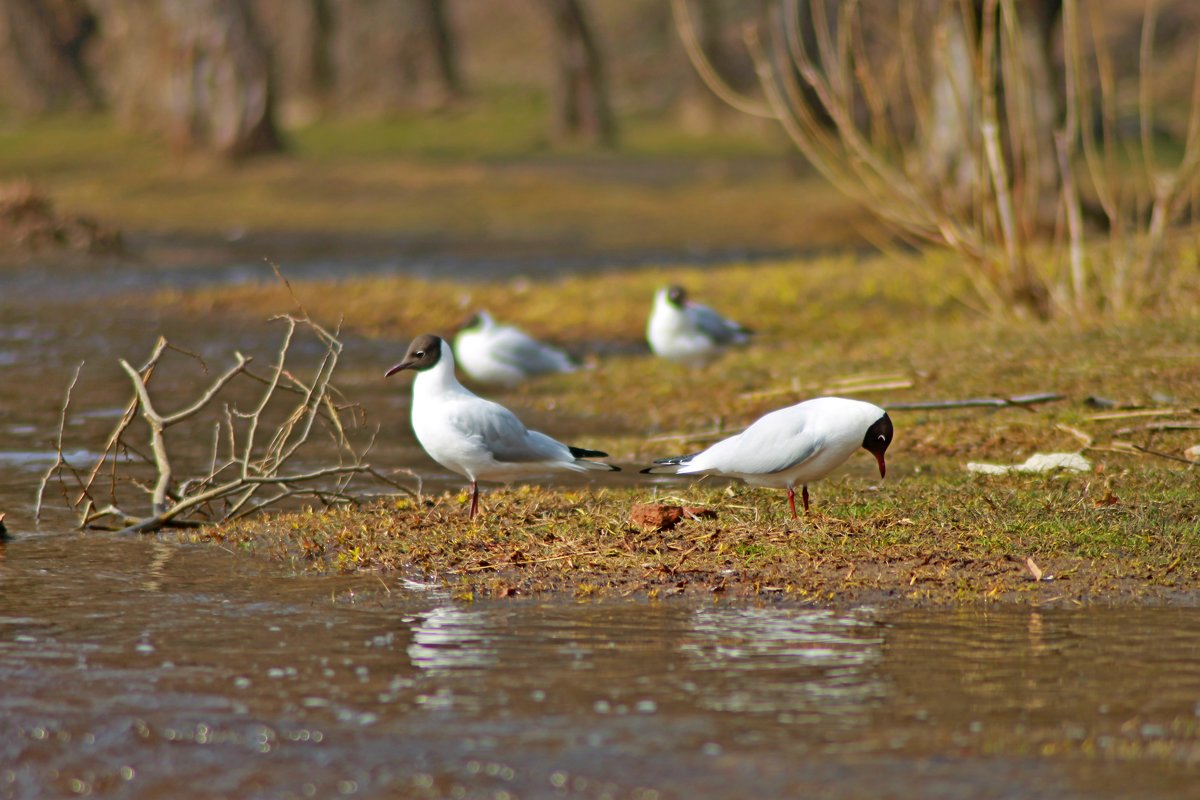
(673, 0, 1200, 319)
(36, 315, 414, 534)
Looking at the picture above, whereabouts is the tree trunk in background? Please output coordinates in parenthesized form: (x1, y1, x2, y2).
(423, 0, 463, 101)
(541, 0, 616, 146)
(258, 0, 460, 120)
(89, 0, 282, 158)
(254, 0, 333, 126)
(0, 0, 97, 113)
(327, 0, 450, 115)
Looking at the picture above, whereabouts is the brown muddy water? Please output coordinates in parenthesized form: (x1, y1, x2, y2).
(3, 255, 1200, 799)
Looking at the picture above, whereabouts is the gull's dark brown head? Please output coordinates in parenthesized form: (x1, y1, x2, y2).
(861, 412, 893, 478)
(385, 334, 443, 377)
(666, 285, 687, 307)
(458, 311, 490, 333)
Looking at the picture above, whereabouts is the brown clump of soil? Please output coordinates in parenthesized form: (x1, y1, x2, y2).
(630, 503, 717, 531)
(0, 181, 121, 255)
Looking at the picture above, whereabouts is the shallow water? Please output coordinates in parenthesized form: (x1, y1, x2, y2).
(3, 251, 1200, 798)
(4, 531, 1200, 799)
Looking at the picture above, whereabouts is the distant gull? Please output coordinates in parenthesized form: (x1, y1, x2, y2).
(453, 310, 578, 387)
(387, 334, 618, 518)
(643, 397, 893, 518)
(646, 285, 752, 366)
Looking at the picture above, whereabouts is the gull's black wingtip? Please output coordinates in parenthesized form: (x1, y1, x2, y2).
(569, 446, 608, 459)
(651, 453, 695, 467)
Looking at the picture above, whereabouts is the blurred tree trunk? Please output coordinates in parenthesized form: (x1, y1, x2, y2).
(254, 0, 333, 126)
(90, 0, 282, 158)
(540, 0, 616, 146)
(423, 0, 462, 101)
(0, 0, 97, 113)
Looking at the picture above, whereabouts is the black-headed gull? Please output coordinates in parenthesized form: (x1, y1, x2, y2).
(453, 310, 578, 387)
(646, 285, 752, 366)
(386, 334, 618, 518)
(642, 397, 893, 519)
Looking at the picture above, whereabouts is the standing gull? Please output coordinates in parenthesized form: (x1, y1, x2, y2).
(646, 285, 752, 366)
(386, 334, 618, 518)
(453, 310, 578, 387)
(642, 397, 893, 519)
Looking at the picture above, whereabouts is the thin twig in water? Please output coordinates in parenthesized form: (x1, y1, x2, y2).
(35, 362, 84, 522)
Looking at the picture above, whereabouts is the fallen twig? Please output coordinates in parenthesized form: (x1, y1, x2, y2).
(1114, 421, 1200, 436)
(1087, 408, 1198, 422)
(1131, 444, 1200, 467)
(885, 393, 1065, 411)
(738, 373, 913, 401)
(643, 427, 736, 444)
(1055, 423, 1094, 447)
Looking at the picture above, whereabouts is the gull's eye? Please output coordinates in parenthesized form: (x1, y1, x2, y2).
(878, 434, 887, 441)
(415, 350, 425, 358)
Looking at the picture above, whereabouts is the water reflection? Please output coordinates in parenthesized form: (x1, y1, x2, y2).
(1, 529, 1199, 798)
(407, 605, 496, 672)
(679, 607, 885, 724)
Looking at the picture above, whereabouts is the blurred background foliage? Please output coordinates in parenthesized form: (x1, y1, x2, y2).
(2, 0, 1199, 319)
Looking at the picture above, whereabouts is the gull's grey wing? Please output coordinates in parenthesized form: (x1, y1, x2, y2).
(688, 303, 751, 345)
(447, 399, 568, 463)
(693, 433, 820, 475)
(490, 328, 576, 375)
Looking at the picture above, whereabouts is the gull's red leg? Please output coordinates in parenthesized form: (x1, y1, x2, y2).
(787, 487, 799, 519)
(802, 485, 810, 513)
(469, 480, 479, 518)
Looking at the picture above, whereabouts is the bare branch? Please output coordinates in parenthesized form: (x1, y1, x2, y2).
(46, 315, 415, 536)
(671, 0, 775, 119)
(678, 0, 1200, 319)
(35, 362, 85, 522)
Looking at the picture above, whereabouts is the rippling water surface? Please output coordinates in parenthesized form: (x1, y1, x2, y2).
(5, 530, 1200, 799)
(2, 255, 1199, 799)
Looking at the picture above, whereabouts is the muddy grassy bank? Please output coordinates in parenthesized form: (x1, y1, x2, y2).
(154, 253, 1200, 607)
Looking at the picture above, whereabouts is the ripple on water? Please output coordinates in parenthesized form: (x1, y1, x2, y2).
(1, 522, 1199, 798)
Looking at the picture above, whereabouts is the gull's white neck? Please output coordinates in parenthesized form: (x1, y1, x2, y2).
(412, 339, 471, 401)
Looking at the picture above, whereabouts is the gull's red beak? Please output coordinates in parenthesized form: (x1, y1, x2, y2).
(875, 452, 887, 479)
